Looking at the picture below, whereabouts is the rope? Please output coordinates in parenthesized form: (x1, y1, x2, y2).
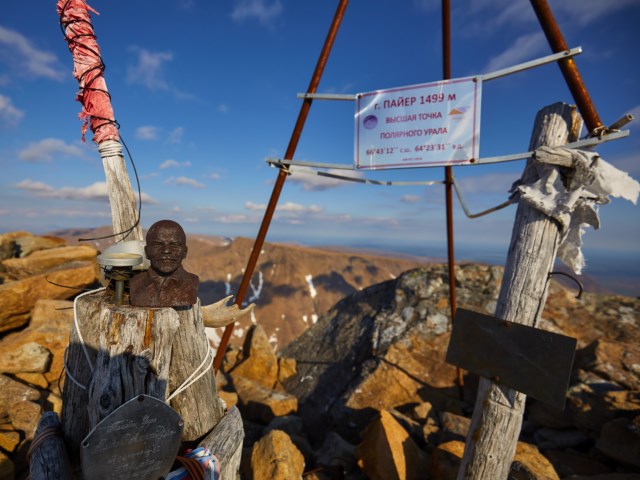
(63, 346, 87, 390)
(26, 425, 62, 464)
(166, 346, 215, 403)
(73, 286, 105, 373)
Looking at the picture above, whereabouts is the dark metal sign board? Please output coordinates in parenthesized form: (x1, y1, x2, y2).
(446, 308, 577, 410)
(81, 394, 184, 480)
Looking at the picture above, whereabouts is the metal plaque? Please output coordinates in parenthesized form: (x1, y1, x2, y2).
(446, 308, 577, 410)
(81, 395, 184, 480)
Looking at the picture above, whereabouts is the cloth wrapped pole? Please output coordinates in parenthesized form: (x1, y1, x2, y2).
(57, 0, 119, 144)
(512, 146, 640, 273)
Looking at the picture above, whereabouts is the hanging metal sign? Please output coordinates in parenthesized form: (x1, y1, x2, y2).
(354, 77, 482, 170)
(81, 394, 183, 480)
(446, 308, 577, 409)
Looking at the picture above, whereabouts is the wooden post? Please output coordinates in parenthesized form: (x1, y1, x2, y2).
(97, 140, 144, 243)
(61, 292, 226, 466)
(456, 102, 583, 479)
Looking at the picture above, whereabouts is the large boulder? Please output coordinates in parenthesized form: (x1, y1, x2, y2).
(282, 265, 501, 443)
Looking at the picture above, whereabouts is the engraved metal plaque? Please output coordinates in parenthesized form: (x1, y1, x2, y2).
(81, 394, 183, 480)
(446, 308, 577, 410)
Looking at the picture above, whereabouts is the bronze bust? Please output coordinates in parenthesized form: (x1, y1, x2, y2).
(129, 220, 199, 308)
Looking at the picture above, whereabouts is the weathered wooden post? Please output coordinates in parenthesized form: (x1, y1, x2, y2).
(33, 4, 249, 477)
(456, 102, 582, 479)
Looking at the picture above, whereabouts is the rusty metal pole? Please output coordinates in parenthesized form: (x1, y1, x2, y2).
(214, 0, 350, 372)
(441, 0, 464, 397)
(529, 0, 603, 133)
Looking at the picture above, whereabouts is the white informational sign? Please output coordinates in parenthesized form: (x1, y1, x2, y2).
(354, 77, 482, 169)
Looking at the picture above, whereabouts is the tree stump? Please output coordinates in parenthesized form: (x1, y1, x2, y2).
(457, 102, 583, 479)
(61, 290, 226, 468)
(168, 300, 226, 441)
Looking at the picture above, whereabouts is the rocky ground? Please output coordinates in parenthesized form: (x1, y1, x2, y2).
(0, 231, 639, 479)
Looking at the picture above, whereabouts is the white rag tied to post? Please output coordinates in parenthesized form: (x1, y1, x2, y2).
(513, 146, 640, 274)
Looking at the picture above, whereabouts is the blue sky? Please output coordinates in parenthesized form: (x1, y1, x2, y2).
(1, 0, 639, 285)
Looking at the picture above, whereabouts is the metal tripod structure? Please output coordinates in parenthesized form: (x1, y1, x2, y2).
(213, 0, 630, 373)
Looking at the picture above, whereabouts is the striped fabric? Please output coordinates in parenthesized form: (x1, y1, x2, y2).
(166, 447, 220, 480)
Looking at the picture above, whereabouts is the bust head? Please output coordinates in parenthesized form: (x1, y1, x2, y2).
(129, 219, 199, 307)
(144, 220, 188, 276)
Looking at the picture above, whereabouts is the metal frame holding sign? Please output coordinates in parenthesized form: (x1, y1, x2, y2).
(354, 77, 482, 169)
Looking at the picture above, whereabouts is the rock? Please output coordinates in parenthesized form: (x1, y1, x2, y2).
(263, 415, 304, 438)
(282, 265, 499, 443)
(0, 375, 40, 420)
(232, 375, 297, 423)
(566, 474, 640, 480)
(46, 393, 63, 417)
(566, 377, 625, 433)
(411, 401, 434, 422)
(14, 373, 49, 389)
(1, 245, 97, 280)
(575, 338, 640, 390)
(510, 441, 560, 480)
(596, 416, 640, 469)
(250, 429, 305, 480)
(440, 411, 471, 440)
(543, 449, 613, 477)
(218, 389, 238, 409)
(9, 401, 42, 440)
(231, 324, 279, 389)
(0, 231, 32, 261)
(532, 427, 590, 450)
(0, 450, 14, 480)
(0, 425, 20, 453)
(314, 431, 359, 476)
(277, 356, 296, 384)
(14, 235, 67, 258)
(0, 299, 75, 387)
(0, 261, 98, 332)
(526, 398, 574, 429)
(431, 440, 464, 480)
(355, 410, 429, 480)
(0, 341, 51, 374)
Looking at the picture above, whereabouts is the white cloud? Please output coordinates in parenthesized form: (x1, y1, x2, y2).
(160, 159, 191, 169)
(551, 0, 639, 27)
(18, 138, 85, 163)
(0, 26, 65, 81)
(165, 176, 205, 188)
(401, 194, 422, 204)
(483, 32, 546, 73)
(217, 214, 252, 223)
(245, 201, 266, 211)
(218, 104, 230, 113)
(278, 202, 323, 214)
(136, 126, 159, 140)
(287, 166, 364, 191)
(231, 0, 283, 27)
(209, 173, 221, 180)
(168, 127, 184, 143)
(127, 47, 173, 91)
(15, 179, 157, 203)
(0, 94, 24, 127)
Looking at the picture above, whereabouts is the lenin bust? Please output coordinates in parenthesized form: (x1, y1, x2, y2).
(129, 220, 199, 308)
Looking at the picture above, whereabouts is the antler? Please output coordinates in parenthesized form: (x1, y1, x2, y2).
(201, 295, 254, 328)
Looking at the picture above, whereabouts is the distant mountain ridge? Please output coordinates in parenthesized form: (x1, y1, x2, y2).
(48, 226, 435, 349)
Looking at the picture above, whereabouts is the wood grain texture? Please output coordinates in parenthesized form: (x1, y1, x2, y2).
(457, 103, 583, 480)
(169, 301, 226, 441)
(199, 406, 244, 480)
(98, 140, 143, 243)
